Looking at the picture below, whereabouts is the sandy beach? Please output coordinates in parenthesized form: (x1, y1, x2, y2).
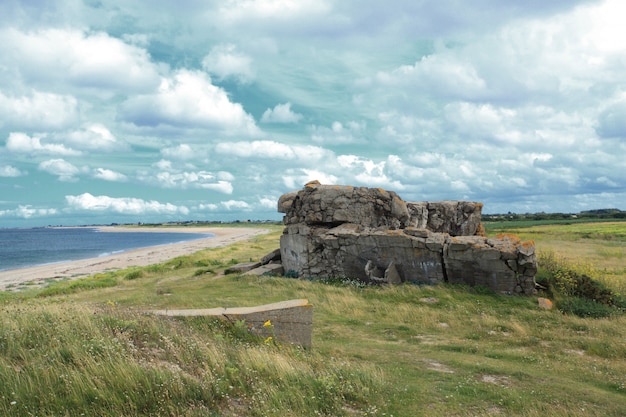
(0, 226, 269, 291)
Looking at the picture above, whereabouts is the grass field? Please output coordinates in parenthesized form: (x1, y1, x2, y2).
(486, 221, 626, 295)
(0, 221, 625, 416)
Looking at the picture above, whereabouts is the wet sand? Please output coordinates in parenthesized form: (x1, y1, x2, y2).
(0, 226, 268, 290)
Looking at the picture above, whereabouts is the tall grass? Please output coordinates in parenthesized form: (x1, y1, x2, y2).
(0, 301, 382, 416)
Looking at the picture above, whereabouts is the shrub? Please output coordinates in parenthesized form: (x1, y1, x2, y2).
(318, 276, 371, 289)
(284, 269, 299, 278)
(124, 270, 143, 280)
(538, 250, 617, 305)
(193, 268, 214, 276)
(557, 297, 617, 318)
(38, 274, 118, 297)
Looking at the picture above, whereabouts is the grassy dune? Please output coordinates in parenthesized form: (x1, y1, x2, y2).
(1, 222, 625, 416)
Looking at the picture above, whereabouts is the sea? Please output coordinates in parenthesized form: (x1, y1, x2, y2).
(0, 227, 214, 272)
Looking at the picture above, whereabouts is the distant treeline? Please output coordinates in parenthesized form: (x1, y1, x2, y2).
(483, 208, 626, 222)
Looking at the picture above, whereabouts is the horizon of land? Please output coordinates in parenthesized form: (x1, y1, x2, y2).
(1, 206, 625, 230)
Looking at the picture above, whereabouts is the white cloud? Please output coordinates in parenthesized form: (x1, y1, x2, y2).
(258, 196, 278, 209)
(196, 203, 219, 211)
(120, 69, 259, 135)
(337, 155, 404, 190)
(202, 44, 255, 83)
(7, 133, 81, 156)
(282, 169, 338, 190)
(160, 144, 197, 160)
(93, 168, 127, 182)
(202, 181, 235, 194)
(138, 165, 234, 193)
(311, 120, 366, 144)
(0, 91, 79, 130)
(376, 54, 487, 100)
(583, 0, 626, 54)
(195, 199, 254, 212)
(38, 159, 82, 182)
(215, 140, 331, 161)
(221, 200, 250, 210)
(0, 165, 26, 177)
(0, 0, 624, 227)
(261, 102, 303, 123)
(0, 28, 160, 93)
(217, 171, 236, 181)
(377, 112, 441, 146)
(65, 193, 190, 215)
(154, 159, 172, 170)
(0, 205, 57, 219)
(219, 0, 331, 22)
(62, 124, 128, 152)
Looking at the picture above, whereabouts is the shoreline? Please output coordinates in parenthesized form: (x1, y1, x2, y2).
(0, 226, 268, 291)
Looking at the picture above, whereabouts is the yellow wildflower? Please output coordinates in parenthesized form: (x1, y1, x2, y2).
(263, 320, 272, 328)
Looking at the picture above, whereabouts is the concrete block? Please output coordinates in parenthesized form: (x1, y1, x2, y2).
(150, 299, 313, 348)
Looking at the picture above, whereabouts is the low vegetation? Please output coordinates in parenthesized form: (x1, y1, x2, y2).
(1, 221, 625, 416)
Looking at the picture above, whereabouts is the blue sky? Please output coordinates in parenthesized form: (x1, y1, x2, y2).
(0, 0, 625, 227)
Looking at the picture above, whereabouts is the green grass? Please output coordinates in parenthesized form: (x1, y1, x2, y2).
(0, 222, 625, 416)
(492, 221, 626, 295)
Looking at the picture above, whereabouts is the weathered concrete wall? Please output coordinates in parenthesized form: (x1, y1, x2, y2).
(279, 182, 410, 229)
(279, 182, 537, 295)
(150, 299, 313, 348)
(279, 181, 484, 236)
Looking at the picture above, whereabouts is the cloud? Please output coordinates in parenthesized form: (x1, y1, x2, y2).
(0, 91, 79, 131)
(375, 54, 487, 101)
(202, 44, 255, 83)
(160, 144, 197, 160)
(0, 165, 26, 177)
(119, 70, 259, 135)
(596, 99, 626, 138)
(38, 159, 82, 182)
(61, 124, 129, 152)
(215, 140, 331, 161)
(337, 154, 404, 190)
(221, 200, 251, 210)
(138, 163, 234, 193)
(261, 102, 303, 123)
(7, 133, 81, 156)
(65, 193, 189, 215)
(93, 168, 127, 182)
(195, 199, 253, 212)
(0, 205, 57, 219)
(281, 169, 338, 190)
(219, 0, 331, 23)
(0, 0, 624, 227)
(258, 196, 278, 209)
(310, 120, 366, 144)
(0, 28, 160, 93)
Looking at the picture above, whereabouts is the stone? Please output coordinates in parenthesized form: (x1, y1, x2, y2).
(408, 201, 484, 236)
(261, 248, 282, 265)
(278, 182, 410, 229)
(384, 261, 402, 285)
(224, 262, 262, 275)
(277, 183, 537, 294)
(538, 297, 553, 310)
(245, 263, 285, 276)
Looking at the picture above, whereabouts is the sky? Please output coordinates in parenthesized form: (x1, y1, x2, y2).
(0, 0, 625, 227)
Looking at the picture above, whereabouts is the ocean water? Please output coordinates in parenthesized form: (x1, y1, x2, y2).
(0, 227, 213, 272)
